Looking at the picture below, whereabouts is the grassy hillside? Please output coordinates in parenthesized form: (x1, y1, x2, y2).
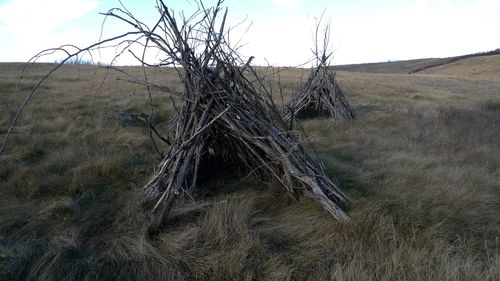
(334, 58, 441, 74)
(335, 49, 500, 75)
(419, 54, 500, 81)
(1, 62, 500, 280)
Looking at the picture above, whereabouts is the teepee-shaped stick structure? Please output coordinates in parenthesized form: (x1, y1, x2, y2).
(283, 25, 354, 124)
(117, 1, 351, 223)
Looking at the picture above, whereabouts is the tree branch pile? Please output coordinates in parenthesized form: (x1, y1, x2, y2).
(135, 1, 350, 223)
(283, 24, 355, 125)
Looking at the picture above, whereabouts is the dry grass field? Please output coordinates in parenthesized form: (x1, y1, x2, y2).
(0, 58, 499, 280)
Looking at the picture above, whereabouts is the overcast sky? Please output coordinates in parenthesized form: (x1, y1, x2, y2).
(0, 0, 499, 66)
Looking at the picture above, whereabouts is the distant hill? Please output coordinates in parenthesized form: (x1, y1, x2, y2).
(419, 54, 500, 81)
(334, 49, 500, 75)
(334, 58, 441, 74)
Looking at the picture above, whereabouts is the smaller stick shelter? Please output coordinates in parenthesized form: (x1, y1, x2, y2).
(283, 34, 355, 124)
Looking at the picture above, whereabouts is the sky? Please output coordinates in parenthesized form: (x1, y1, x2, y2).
(0, 0, 499, 66)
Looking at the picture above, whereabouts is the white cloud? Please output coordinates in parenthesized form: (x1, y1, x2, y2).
(0, 0, 100, 61)
(0, 0, 498, 65)
(273, 0, 301, 8)
(330, 0, 500, 64)
(0, 0, 99, 33)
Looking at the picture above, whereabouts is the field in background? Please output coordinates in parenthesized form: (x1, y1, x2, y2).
(0, 56, 499, 280)
(419, 54, 500, 82)
(334, 58, 442, 74)
(336, 49, 500, 75)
